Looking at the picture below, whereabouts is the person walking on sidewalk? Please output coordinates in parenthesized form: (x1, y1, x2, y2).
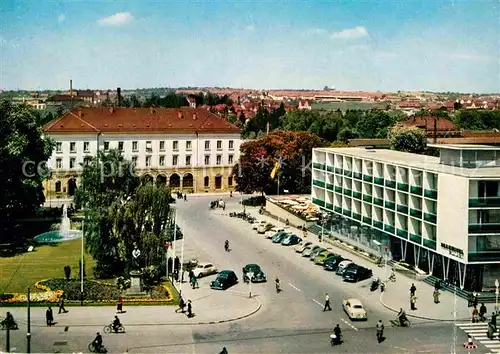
(410, 294, 417, 310)
(473, 292, 478, 308)
(176, 296, 186, 313)
(480, 303, 487, 321)
(117, 296, 124, 313)
(468, 293, 474, 307)
(491, 311, 497, 332)
(46, 306, 54, 326)
(58, 294, 68, 314)
(187, 300, 193, 318)
(410, 283, 417, 297)
(323, 293, 332, 311)
(433, 289, 440, 304)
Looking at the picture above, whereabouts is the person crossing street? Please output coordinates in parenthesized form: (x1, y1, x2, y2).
(323, 293, 332, 311)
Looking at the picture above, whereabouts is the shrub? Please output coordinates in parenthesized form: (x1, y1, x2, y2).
(64, 265, 71, 280)
(116, 276, 131, 291)
(42, 279, 121, 301)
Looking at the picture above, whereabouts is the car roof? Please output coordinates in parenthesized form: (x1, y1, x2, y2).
(245, 264, 260, 268)
(339, 260, 352, 266)
(219, 270, 235, 275)
(197, 262, 213, 267)
(346, 298, 363, 306)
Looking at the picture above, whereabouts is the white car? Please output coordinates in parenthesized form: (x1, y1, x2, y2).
(294, 241, 312, 253)
(253, 220, 267, 230)
(265, 227, 288, 239)
(192, 262, 218, 278)
(257, 223, 274, 234)
(342, 298, 367, 320)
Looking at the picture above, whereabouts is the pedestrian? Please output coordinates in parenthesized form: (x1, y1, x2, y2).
(376, 320, 384, 343)
(491, 311, 497, 331)
(184, 194, 187, 202)
(480, 303, 487, 321)
(472, 306, 479, 323)
(191, 276, 198, 289)
(223, 204, 226, 211)
(434, 280, 441, 291)
(468, 292, 474, 307)
(433, 289, 440, 304)
(46, 306, 54, 326)
(410, 283, 417, 297)
(410, 294, 417, 310)
(473, 292, 478, 308)
(58, 293, 68, 314)
(189, 270, 195, 282)
(187, 300, 193, 317)
(117, 296, 124, 313)
(323, 293, 332, 311)
(176, 296, 186, 313)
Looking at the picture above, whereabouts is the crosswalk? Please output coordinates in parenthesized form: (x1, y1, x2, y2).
(456, 322, 500, 353)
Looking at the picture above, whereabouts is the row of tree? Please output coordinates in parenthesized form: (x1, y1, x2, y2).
(119, 91, 233, 109)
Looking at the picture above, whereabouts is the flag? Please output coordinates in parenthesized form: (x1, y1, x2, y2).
(270, 161, 280, 179)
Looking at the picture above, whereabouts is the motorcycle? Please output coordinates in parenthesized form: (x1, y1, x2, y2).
(88, 342, 108, 353)
(391, 316, 411, 327)
(330, 333, 342, 346)
(103, 323, 125, 334)
(370, 278, 380, 292)
(388, 272, 396, 282)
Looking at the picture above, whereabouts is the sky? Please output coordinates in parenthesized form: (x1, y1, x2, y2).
(1, 0, 499, 93)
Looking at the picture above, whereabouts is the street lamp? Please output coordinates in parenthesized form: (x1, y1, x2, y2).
(495, 279, 499, 313)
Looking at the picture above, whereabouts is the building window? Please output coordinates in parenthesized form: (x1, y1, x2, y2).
(132, 156, 138, 166)
(205, 140, 210, 151)
(70, 158, 76, 169)
(228, 155, 234, 164)
(103, 141, 109, 151)
(56, 158, 62, 169)
(217, 140, 222, 150)
(159, 141, 165, 151)
(83, 156, 92, 166)
(173, 141, 179, 151)
(204, 176, 210, 188)
(159, 155, 165, 166)
(229, 140, 234, 150)
(185, 155, 191, 166)
(228, 176, 233, 186)
(204, 155, 210, 165)
(146, 141, 152, 152)
(145, 156, 151, 167)
(186, 141, 192, 151)
(55, 181, 62, 193)
(56, 142, 62, 153)
(118, 141, 124, 151)
(216, 155, 222, 165)
(70, 142, 76, 152)
(132, 141, 138, 151)
(83, 142, 90, 152)
(172, 155, 178, 166)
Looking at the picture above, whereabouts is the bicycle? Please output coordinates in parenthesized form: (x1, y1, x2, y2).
(88, 342, 107, 353)
(103, 323, 125, 333)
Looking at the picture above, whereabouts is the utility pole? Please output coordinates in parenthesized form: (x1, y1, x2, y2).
(27, 287, 31, 353)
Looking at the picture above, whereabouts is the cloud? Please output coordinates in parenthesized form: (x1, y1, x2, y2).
(57, 14, 65, 23)
(330, 26, 369, 39)
(98, 12, 133, 26)
(304, 28, 328, 36)
(448, 53, 489, 61)
(246, 25, 255, 32)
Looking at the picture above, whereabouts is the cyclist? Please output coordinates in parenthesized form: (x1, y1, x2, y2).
(112, 316, 121, 332)
(93, 332, 103, 351)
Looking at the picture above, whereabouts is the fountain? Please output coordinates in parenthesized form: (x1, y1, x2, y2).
(33, 204, 82, 243)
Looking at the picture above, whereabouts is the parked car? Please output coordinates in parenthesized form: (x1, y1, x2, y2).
(242, 264, 267, 283)
(342, 298, 367, 320)
(242, 196, 266, 206)
(314, 251, 337, 265)
(192, 262, 218, 278)
(267, 229, 290, 240)
(294, 241, 312, 253)
(265, 227, 289, 238)
(302, 244, 320, 257)
(335, 260, 354, 275)
(272, 232, 288, 243)
(281, 234, 302, 246)
(253, 220, 267, 230)
(343, 265, 373, 282)
(257, 223, 275, 234)
(323, 256, 345, 271)
(309, 247, 328, 261)
(210, 270, 238, 290)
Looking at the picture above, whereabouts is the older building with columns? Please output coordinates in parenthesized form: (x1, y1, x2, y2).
(43, 107, 242, 197)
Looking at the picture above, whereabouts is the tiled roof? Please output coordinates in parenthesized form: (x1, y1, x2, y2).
(402, 116, 457, 131)
(43, 107, 241, 134)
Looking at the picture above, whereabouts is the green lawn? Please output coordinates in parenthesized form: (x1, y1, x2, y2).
(0, 239, 95, 294)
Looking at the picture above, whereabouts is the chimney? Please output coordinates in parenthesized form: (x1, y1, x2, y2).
(178, 111, 183, 119)
(192, 112, 197, 120)
(117, 87, 122, 107)
(69, 79, 73, 97)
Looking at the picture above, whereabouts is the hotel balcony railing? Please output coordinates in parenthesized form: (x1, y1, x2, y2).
(363, 174, 373, 182)
(374, 177, 384, 186)
(385, 180, 396, 189)
(343, 209, 352, 217)
(363, 195, 373, 203)
(352, 191, 362, 200)
(352, 212, 362, 221)
(385, 201, 396, 210)
(397, 182, 409, 192)
(363, 216, 372, 225)
(410, 186, 423, 195)
(353, 172, 362, 180)
(374, 198, 384, 206)
(327, 165, 335, 173)
(312, 162, 325, 170)
(343, 170, 352, 177)
(313, 179, 325, 188)
(325, 203, 333, 210)
(410, 234, 422, 244)
(335, 168, 343, 174)
(424, 189, 438, 199)
(423, 239, 436, 250)
(397, 205, 409, 214)
(384, 224, 395, 234)
(334, 186, 343, 193)
(326, 183, 334, 190)
(468, 252, 500, 262)
(469, 197, 500, 208)
(343, 188, 353, 196)
(334, 206, 342, 214)
(312, 198, 325, 207)
(410, 209, 422, 219)
(424, 213, 437, 224)
(468, 223, 500, 234)
(397, 229, 409, 239)
(373, 220, 384, 230)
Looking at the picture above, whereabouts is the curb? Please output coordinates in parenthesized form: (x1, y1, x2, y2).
(379, 291, 470, 322)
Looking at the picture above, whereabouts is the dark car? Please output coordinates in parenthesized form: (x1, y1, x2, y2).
(210, 270, 238, 290)
(272, 232, 288, 243)
(281, 234, 302, 246)
(165, 224, 183, 240)
(242, 264, 267, 283)
(323, 256, 345, 271)
(343, 265, 373, 283)
(242, 196, 266, 207)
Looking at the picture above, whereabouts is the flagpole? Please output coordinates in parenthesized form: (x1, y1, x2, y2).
(179, 230, 185, 294)
(172, 210, 177, 284)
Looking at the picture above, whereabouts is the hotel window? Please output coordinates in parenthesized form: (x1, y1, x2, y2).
(132, 141, 138, 151)
(70, 158, 76, 169)
(185, 155, 191, 166)
(216, 155, 222, 165)
(159, 155, 165, 166)
(83, 156, 92, 166)
(217, 140, 222, 150)
(186, 141, 192, 151)
(83, 142, 90, 152)
(173, 141, 179, 151)
(132, 156, 138, 166)
(145, 156, 151, 167)
(228, 155, 234, 164)
(172, 155, 178, 166)
(205, 140, 210, 151)
(70, 142, 76, 153)
(55, 181, 61, 193)
(103, 141, 109, 151)
(229, 140, 234, 150)
(56, 158, 62, 169)
(118, 141, 124, 151)
(159, 141, 165, 151)
(204, 155, 210, 165)
(146, 141, 152, 152)
(56, 142, 62, 153)
(228, 176, 233, 186)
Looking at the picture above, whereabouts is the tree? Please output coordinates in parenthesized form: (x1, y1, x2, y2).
(233, 130, 327, 195)
(0, 101, 54, 243)
(389, 127, 427, 154)
(355, 111, 396, 138)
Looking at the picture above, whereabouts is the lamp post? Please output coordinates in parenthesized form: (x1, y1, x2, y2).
(26, 287, 31, 353)
(247, 272, 253, 298)
(80, 205, 85, 306)
(495, 279, 499, 313)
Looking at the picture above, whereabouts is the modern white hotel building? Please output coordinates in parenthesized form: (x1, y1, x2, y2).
(43, 107, 242, 197)
(311, 145, 500, 291)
